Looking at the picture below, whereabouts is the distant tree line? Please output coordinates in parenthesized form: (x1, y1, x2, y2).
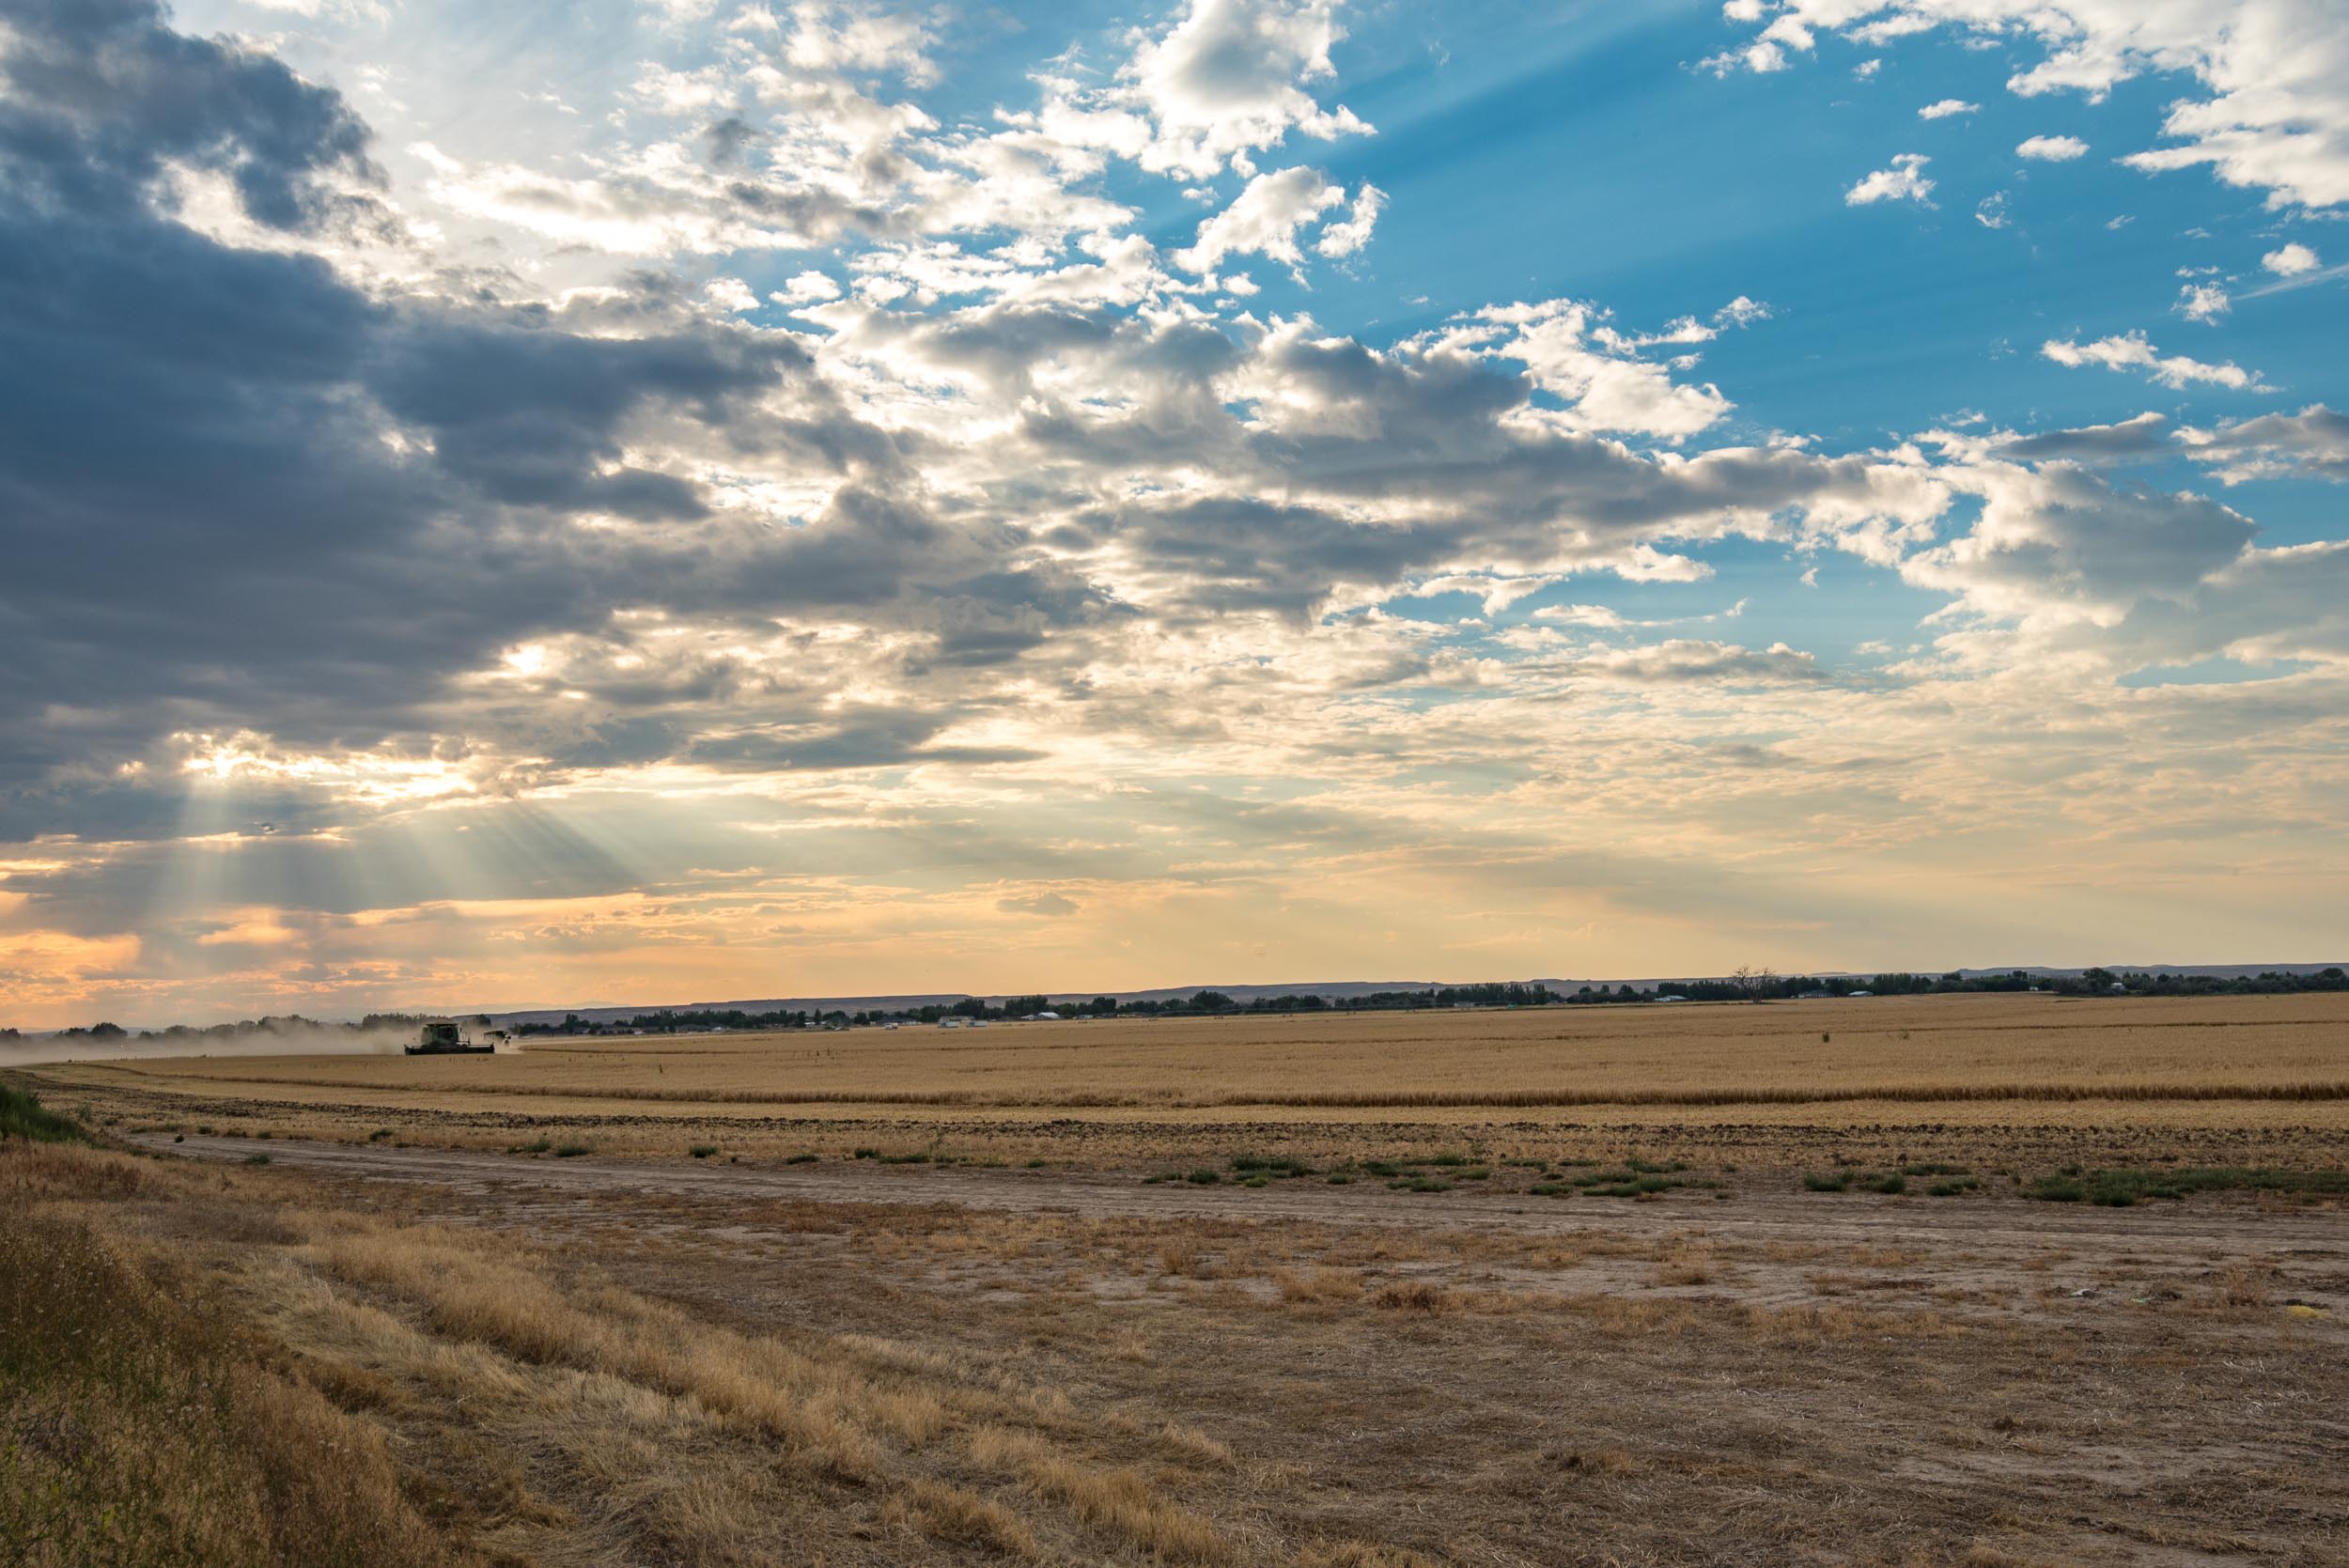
(1577, 967, 2349, 1003)
(23, 969, 2348, 1041)
(513, 982, 1566, 1034)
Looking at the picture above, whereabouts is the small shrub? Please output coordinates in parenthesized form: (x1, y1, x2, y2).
(507, 1137, 552, 1155)
(2027, 1176, 2085, 1203)
(1865, 1173, 1906, 1195)
(878, 1152, 930, 1164)
(1902, 1162, 1969, 1177)
(1803, 1172, 1852, 1192)
(367, 1127, 395, 1142)
(1024, 1158, 1049, 1169)
(689, 1145, 719, 1158)
(1429, 1153, 1470, 1168)
(1185, 1168, 1221, 1185)
(242, 1153, 272, 1165)
(552, 1142, 593, 1158)
(786, 1152, 819, 1164)
(1530, 1183, 1572, 1197)
(853, 1147, 879, 1159)
(1454, 1168, 1491, 1181)
(1325, 1173, 1352, 1185)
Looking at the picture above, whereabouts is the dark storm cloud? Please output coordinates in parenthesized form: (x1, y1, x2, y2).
(0, 0, 961, 805)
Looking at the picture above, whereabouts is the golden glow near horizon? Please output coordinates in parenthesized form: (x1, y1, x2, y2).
(4, 0, 2348, 1028)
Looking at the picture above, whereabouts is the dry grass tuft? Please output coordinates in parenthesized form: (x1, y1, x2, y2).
(887, 1479, 1039, 1558)
(1273, 1265, 1363, 1304)
(1370, 1281, 1453, 1312)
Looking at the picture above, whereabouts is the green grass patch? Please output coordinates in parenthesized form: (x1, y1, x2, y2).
(241, 1153, 272, 1166)
(551, 1142, 593, 1158)
(689, 1145, 718, 1158)
(367, 1127, 394, 1142)
(1428, 1153, 1472, 1168)
(1530, 1183, 1573, 1197)
(1863, 1172, 1906, 1195)
(1185, 1168, 1221, 1185)
(786, 1152, 819, 1164)
(1926, 1178, 1982, 1197)
(1, 1084, 89, 1144)
(1230, 1154, 1315, 1177)
(852, 1147, 879, 1159)
(1901, 1162, 1970, 1177)
(2034, 1166, 2349, 1207)
(1390, 1177, 1453, 1193)
(1584, 1176, 1679, 1198)
(877, 1152, 930, 1164)
(506, 1137, 552, 1155)
(1325, 1173, 1352, 1185)
(1802, 1172, 1852, 1192)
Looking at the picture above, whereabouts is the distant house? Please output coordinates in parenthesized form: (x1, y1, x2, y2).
(1795, 990, 1834, 1000)
(1845, 990, 1875, 998)
(1654, 995, 1688, 1003)
(2109, 982, 2128, 992)
(1034, 1011, 1061, 1020)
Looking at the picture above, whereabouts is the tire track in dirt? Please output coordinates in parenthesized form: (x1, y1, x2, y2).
(140, 1134, 2349, 1265)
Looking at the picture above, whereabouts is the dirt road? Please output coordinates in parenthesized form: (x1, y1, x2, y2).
(140, 1133, 2349, 1270)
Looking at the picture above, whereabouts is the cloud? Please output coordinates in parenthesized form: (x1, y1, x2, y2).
(1997, 411, 2172, 463)
(1117, 0, 1373, 179)
(2041, 331, 2265, 390)
(1846, 153, 1934, 205)
(2175, 282, 2231, 322)
(1709, 2, 2349, 210)
(2015, 134, 2089, 162)
(997, 891, 1080, 917)
(1918, 99, 1979, 118)
(2177, 404, 2349, 482)
(1471, 299, 1735, 442)
(1174, 165, 1347, 272)
(2263, 241, 2320, 275)
(1315, 180, 1385, 258)
(1975, 192, 2011, 228)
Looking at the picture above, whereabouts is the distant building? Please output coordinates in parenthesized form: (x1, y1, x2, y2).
(1845, 990, 1875, 998)
(1034, 1011, 1061, 1020)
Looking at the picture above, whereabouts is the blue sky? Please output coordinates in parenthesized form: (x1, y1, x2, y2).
(2, 0, 2347, 1024)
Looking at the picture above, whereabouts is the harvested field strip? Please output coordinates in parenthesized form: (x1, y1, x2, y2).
(86, 1070, 2349, 1110)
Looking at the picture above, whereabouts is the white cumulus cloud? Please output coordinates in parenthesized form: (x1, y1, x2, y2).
(1846, 152, 1934, 205)
(2016, 133, 2089, 161)
(2042, 331, 2265, 391)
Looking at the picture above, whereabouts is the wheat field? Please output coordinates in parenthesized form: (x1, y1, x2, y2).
(47, 992, 2349, 1115)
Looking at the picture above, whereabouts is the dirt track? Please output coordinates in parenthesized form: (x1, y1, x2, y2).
(140, 1133, 2349, 1275)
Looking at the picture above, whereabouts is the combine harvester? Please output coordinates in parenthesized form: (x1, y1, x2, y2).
(406, 1019, 498, 1057)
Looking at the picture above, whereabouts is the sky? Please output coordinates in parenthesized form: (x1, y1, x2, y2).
(3, 0, 2348, 1027)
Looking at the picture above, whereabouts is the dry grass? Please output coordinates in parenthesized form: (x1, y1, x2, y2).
(8, 1125, 2346, 1566)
